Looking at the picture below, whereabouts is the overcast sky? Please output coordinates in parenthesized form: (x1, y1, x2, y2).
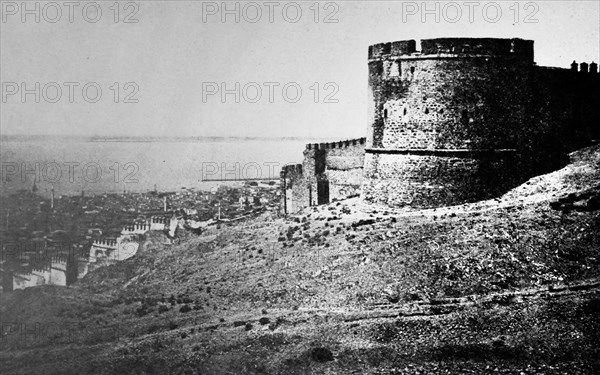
(1, 0, 598, 138)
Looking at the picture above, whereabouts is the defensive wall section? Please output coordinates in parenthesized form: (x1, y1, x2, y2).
(532, 63, 600, 154)
(280, 138, 366, 214)
(362, 37, 599, 208)
(280, 37, 599, 213)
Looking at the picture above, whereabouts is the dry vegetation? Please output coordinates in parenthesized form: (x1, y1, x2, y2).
(1, 145, 599, 374)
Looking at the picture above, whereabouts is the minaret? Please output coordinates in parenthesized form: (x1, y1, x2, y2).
(163, 196, 167, 212)
(50, 185, 55, 209)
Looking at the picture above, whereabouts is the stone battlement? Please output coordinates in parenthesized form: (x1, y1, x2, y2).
(571, 61, 599, 74)
(92, 239, 118, 248)
(361, 37, 600, 208)
(150, 216, 167, 224)
(306, 138, 366, 150)
(369, 38, 534, 61)
(50, 255, 69, 271)
(281, 37, 599, 213)
(121, 222, 150, 234)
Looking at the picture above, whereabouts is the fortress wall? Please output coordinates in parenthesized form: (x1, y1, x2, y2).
(282, 38, 597, 212)
(370, 56, 533, 151)
(369, 38, 533, 60)
(280, 164, 307, 214)
(420, 38, 533, 60)
(327, 168, 364, 201)
(305, 139, 366, 205)
(323, 141, 365, 201)
(280, 139, 366, 213)
(50, 267, 67, 286)
(363, 38, 536, 208)
(303, 148, 323, 207)
(361, 152, 516, 208)
(533, 65, 600, 150)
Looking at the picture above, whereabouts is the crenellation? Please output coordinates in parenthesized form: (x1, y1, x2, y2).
(580, 62, 589, 73)
(280, 138, 367, 213)
(362, 37, 599, 208)
(282, 37, 600, 213)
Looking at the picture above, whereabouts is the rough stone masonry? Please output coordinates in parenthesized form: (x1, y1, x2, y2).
(281, 38, 600, 213)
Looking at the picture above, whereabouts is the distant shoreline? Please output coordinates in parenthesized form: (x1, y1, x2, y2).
(0, 135, 341, 143)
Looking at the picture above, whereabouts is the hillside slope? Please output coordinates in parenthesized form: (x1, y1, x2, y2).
(1, 145, 599, 374)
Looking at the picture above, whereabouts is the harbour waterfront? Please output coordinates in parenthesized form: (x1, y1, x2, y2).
(0, 137, 311, 197)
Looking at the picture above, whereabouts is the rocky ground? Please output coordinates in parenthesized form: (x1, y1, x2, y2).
(1, 145, 599, 374)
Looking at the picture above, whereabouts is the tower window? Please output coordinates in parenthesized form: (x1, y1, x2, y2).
(403, 108, 407, 116)
(410, 67, 415, 74)
(461, 109, 469, 125)
(425, 108, 429, 114)
(384, 109, 388, 119)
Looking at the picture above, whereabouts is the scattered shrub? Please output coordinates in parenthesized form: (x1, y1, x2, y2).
(311, 347, 334, 362)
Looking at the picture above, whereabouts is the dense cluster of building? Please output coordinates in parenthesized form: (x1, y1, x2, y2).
(0, 180, 281, 291)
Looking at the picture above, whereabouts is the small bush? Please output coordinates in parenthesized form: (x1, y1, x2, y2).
(136, 305, 150, 317)
(311, 347, 334, 362)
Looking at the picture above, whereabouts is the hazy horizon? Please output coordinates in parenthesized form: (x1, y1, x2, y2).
(1, 1, 599, 139)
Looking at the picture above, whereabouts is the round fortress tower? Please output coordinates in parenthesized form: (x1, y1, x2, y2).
(361, 37, 536, 208)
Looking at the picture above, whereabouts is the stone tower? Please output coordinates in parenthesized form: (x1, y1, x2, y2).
(361, 37, 536, 208)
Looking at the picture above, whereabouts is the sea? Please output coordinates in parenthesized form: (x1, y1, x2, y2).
(0, 136, 314, 197)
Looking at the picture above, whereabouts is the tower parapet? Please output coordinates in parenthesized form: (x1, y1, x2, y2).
(571, 61, 599, 74)
(368, 38, 533, 61)
(281, 37, 599, 212)
(580, 62, 589, 73)
(362, 37, 536, 208)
